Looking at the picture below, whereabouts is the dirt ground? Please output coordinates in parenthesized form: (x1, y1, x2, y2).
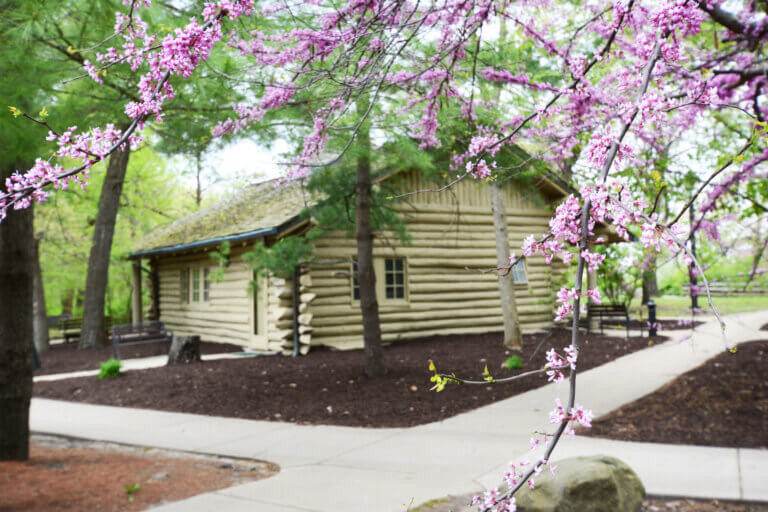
(35, 328, 667, 428)
(410, 493, 768, 512)
(0, 435, 277, 512)
(585, 340, 768, 448)
(35, 340, 244, 376)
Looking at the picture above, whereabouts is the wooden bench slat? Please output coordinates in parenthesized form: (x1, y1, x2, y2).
(110, 321, 173, 359)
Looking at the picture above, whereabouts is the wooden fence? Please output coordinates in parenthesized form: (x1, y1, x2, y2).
(681, 282, 768, 296)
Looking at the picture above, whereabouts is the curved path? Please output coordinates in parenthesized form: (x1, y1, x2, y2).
(30, 311, 768, 511)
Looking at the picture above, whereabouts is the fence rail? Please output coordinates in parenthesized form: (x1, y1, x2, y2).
(681, 282, 768, 296)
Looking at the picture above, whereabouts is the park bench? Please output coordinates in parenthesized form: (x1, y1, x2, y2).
(587, 304, 630, 337)
(59, 317, 83, 343)
(46, 313, 71, 329)
(110, 321, 173, 359)
(58, 316, 114, 343)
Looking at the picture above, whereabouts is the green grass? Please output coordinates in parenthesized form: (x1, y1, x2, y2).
(629, 294, 768, 318)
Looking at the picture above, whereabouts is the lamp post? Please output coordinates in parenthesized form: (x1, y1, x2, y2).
(689, 193, 699, 312)
(647, 299, 657, 337)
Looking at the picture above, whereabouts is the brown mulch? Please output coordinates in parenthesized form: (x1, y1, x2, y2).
(0, 435, 277, 512)
(34, 328, 666, 428)
(411, 493, 768, 511)
(585, 340, 768, 448)
(35, 340, 244, 376)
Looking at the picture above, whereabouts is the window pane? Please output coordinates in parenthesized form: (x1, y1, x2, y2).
(383, 258, 406, 301)
(512, 260, 527, 283)
(203, 268, 210, 301)
(192, 268, 200, 302)
(181, 269, 190, 303)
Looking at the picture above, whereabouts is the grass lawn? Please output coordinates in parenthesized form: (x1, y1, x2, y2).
(629, 294, 768, 318)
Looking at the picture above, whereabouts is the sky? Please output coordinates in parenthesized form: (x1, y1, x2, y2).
(174, 137, 293, 201)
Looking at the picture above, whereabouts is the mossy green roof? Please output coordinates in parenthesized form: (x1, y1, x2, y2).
(132, 179, 309, 254)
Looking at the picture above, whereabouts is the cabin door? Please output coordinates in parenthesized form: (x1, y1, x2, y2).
(249, 272, 267, 349)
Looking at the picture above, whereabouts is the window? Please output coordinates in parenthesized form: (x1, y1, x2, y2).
(203, 268, 211, 301)
(181, 269, 190, 303)
(192, 268, 200, 302)
(384, 258, 406, 299)
(181, 265, 211, 304)
(350, 257, 409, 304)
(511, 258, 527, 284)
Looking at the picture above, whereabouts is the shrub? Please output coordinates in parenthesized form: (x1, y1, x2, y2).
(98, 358, 122, 379)
(503, 355, 523, 370)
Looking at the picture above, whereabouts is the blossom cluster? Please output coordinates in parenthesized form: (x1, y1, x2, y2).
(544, 345, 578, 385)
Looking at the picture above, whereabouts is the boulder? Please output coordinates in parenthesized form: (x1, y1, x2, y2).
(167, 335, 201, 365)
(514, 455, 644, 512)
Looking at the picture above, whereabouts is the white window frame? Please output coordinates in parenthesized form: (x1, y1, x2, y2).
(350, 256, 409, 306)
(181, 264, 212, 304)
(511, 257, 528, 284)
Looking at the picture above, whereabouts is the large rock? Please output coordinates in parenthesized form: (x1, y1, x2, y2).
(514, 455, 644, 512)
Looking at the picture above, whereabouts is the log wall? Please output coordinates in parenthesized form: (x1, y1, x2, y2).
(148, 170, 564, 350)
(305, 170, 563, 350)
(152, 246, 253, 346)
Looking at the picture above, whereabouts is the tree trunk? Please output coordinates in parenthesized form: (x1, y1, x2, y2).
(491, 184, 522, 350)
(80, 148, 131, 349)
(641, 253, 659, 305)
(167, 335, 201, 365)
(195, 150, 202, 208)
(0, 166, 35, 460)
(355, 99, 386, 377)
(32, 237, 49, 354)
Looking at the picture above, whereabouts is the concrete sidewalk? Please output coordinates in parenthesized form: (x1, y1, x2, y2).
(30, 311, 768, 511)
(33, 351, 271, 382)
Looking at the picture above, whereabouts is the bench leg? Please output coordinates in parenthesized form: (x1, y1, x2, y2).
(111, 338, 121, 360)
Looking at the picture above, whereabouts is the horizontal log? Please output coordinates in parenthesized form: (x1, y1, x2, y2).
(310, 303, 551, 328)
(311, 314, 513, 336)
(392, 203, 553, 216)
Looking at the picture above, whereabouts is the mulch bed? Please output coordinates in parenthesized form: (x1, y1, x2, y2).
(35, 340, 243, 376)
(585, 340, 768, 448)
(0, 435, 276, 512)
(34, 328, 666, 428)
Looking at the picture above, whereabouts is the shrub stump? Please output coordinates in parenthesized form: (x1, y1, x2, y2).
(167, 335, 201, 365)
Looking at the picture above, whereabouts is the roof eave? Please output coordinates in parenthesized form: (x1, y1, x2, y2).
(128, 215, 305, 260)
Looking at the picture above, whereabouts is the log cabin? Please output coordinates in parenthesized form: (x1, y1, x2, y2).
(128, 168, 574, 354)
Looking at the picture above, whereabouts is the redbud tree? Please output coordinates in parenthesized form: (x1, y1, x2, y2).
(3, 0, 767, 509)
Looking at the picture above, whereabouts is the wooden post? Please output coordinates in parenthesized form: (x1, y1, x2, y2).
(131, 260, 142, 326)
(148, 259, 160, 321)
